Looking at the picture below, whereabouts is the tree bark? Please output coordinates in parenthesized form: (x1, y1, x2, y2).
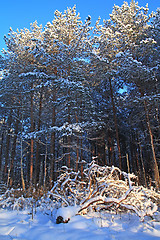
(50, 91, 56, 184)
(0, 131, 4, 173)
(67, 90, 71, 168)
(30, 85, 34, 186)
(138, 141, 147, 188)
(4, 112, 12, 181)
(108, 129, 114, 166)
(75, 112, 79, 172)
(34, 89, 43, 186)
(109, 77, 122, 170)
(20, 128, 25, 191)
(0, 130, 4, 182)
(9, 109, 20, 187)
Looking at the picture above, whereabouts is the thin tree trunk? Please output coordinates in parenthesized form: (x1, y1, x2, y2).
(126, 153, 130, 174)
(9, 109, 20, 187)
(135, 151, 140, 185)
(109, 77, 122, 170)
(50, 92, 56, 184)
(76, 136, 79, 172)
(44, 136, 48, 188)
(130, 132, 138, 175)
(30, 85, 34, 186)
(75, 112, 79, 172)
(138, 141, 147, 188)
(67, 33, 71, 168)
(21, 135, 25, 191)
(34, 90, 43, 186)
(108, 129, 113, 166)
(80, 100, 83, 165)
(20, 106, 25, 191)
(0, 131, 4, 174)
(103, 136, 107, 166)
(67, 90, 71, 168)
(4, 112, 12, 181)
(49, 68, 58, 184)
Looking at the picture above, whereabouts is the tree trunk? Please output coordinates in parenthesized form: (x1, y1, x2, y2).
(44, 136, 48, 188)
(67, 32, 71, 169)
(0, 131, 4, 181)
(34, 90, 43, 186)
(75, 112, 79, 172)
(67, 91, 71, 168)
(108, 129, 113, 166)
(50, 92, 56, 184)
(9, 109, 20, 187)
(130, 132, 138, 175)
(4, 112, 12, 181)
(20, 131, 25, 191)
(109, 77, 122, 170)
(0, 131, 4, 173)
(135, 151, 140, 185)
(138, 141, 147, 188)
(20, 104, 25, 191)
(30, 85, 34, 186)
(126, 154, 130, 174)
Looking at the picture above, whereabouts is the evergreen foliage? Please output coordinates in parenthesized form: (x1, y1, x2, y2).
(0, 2, 159, 193)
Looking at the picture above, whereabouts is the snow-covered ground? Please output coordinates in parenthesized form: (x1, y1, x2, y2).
(0, 208, 160, 240)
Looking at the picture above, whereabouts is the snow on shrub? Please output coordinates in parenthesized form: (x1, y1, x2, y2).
(0, 161, 160, 221)
(0, 188, 29, 210)
(49, 161, 160, 221)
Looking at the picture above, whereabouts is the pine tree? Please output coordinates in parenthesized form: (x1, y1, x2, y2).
(41, 6, 94, 175)
(106, 1, 159, 188)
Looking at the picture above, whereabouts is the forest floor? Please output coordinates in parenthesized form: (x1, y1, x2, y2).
(0, 208, 160, 240)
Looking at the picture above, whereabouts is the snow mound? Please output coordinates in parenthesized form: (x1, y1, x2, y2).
(56, 206, 80, 222)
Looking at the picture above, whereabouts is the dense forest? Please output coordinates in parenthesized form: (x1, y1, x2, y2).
(0, 0, 159, 193)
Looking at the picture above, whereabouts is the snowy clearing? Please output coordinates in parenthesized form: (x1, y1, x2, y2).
(0, 208, 160, 240)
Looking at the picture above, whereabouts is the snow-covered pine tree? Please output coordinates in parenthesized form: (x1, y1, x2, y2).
(90, 0, 160, 189)
(41, 6, 95, 176)
(0, 22, 46, 187)
(102, 1, 159, 189)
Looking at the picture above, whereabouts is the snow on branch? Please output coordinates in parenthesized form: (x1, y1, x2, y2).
(23, 121, 105, 139)
(19, 71, 55, 79)
(0, 162, 160, 221)
(50, 161, 160, 220)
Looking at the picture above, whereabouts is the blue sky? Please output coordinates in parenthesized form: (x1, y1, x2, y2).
(0, 0, 159, 52)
